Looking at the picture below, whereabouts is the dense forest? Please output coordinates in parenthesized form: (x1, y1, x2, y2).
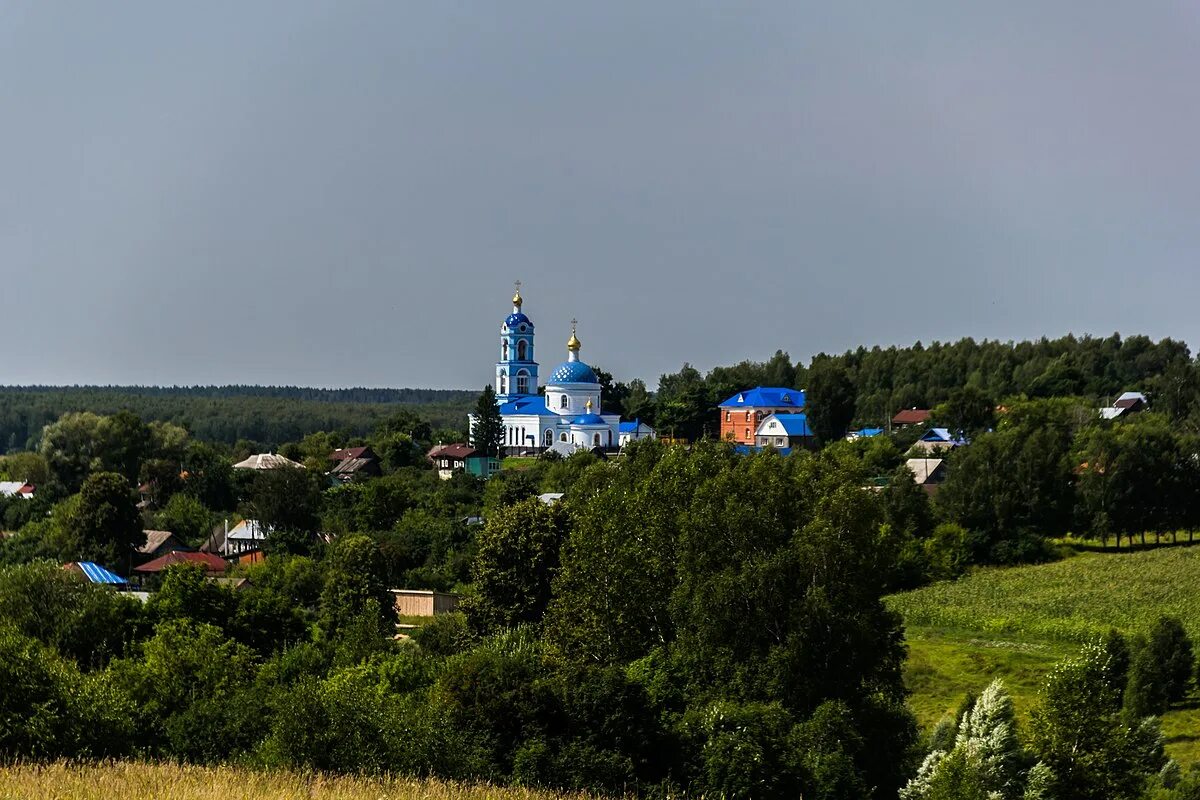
(0, 386, 476, 452)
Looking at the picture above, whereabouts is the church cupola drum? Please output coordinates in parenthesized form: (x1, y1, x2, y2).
(495, 281, 538, 402)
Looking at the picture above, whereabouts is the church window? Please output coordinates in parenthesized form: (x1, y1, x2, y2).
(544, 429, 552, 447)
(560, 395, 568, 410)
(593, 433, 601, 448)
(502, 341, 509, 360)
(518, 340, 527, 360)
(517, 370, 529, 394)
(521, 427, 526, 446)
(560, 432, 568, 442)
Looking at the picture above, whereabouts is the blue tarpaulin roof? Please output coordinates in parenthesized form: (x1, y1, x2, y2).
(75, 562, 126, 584)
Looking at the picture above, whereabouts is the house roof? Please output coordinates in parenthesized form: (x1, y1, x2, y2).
(329, 457, 373, 475)
(733, 444, 795, 456)
(1113, 391, 1148, 409)
(232, 453, 305, 470)
(134, 550, 228, 574)
(432, 444, 478, 460)
(227, 519, 266, 541)
(67, 561, 127, 585)
(892, 408, 932, 425)
(538, 492, 564, 505)
(906, 458, 946, 484)
(199, 526, 225, 554)
(329, 446, 374, 461)
(759, 413, 812, 437)
(1099, 407, 1125, 420)
(919, 428, 968, 445)
(618, 419, 654, 435)
(848, 428, 885, 439)
(137, 530, 190, 555)
(719, 387, 806, 409)
(0, 481, 34, 498)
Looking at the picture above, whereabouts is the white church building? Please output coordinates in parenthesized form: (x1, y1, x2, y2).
(471, 286, 654, 455)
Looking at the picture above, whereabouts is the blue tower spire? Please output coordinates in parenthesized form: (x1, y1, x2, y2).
(495, 281, 539, 402)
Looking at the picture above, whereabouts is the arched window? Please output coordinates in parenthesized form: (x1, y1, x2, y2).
(517, 340, 527, 360)
(560, 395, 568, 410)
(745, 428, 750, 439)
(560, 432, 568, 442)
(516, 370, 529, 395)
(502, 341, 509, 360)
(520, 427, 526, 447)
(745, 410, 751, 421)
(593, 433, 601, 448)
(544, 429, 553, 447)
(725, 411, 730, 422)
(499, 374, 507, 394)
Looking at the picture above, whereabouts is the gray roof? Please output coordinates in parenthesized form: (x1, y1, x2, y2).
(906, 458, 946, 484)
(233, 453, 305, 470)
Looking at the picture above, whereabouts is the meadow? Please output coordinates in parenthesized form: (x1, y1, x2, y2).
(0, 762, 607, 800)
(887, 545, 1200, 644)
(887, 545, 1200, 765)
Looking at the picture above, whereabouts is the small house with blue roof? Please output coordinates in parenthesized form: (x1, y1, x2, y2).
(755, 413, 816, 449)
(913, 427, 969, 453)
(469, 285, 655, 456)
(719, 386, 806, 445)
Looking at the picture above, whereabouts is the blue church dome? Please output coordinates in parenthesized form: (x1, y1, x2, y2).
(571, 413, 606, 425)
(504, 312, 532, 329)
(549, 360, 598, 384)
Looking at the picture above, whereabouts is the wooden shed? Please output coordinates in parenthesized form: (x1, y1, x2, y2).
(391, 589, 460, 617)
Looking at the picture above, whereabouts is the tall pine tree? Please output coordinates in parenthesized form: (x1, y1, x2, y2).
(472, 384, 505, 458)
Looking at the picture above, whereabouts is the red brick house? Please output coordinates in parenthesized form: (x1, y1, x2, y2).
(718, 387, 807, 445)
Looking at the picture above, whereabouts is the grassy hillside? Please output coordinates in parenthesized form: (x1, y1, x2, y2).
(888, 546, 1200, 643)
(887, 546, 1200, 765)
(0, 762, 604, 800)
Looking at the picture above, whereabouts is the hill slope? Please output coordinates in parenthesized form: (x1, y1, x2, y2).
(886, 546, 1200, 764)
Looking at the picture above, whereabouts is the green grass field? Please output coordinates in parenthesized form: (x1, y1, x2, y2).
(887, 546, 1200, 765)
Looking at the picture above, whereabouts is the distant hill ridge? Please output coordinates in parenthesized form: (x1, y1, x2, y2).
(0, 385, 476, 404)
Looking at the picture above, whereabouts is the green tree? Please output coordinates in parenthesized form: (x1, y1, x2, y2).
(245, 467, 323, 554)
(154, 492, 214, 547)
(471, 385, 505, 458)
(69, 471, 144, 570)
(1030, 642, 1164, 800)
(465, 497, 566, 634)
(933, 386, 995, 436)
(806, 359, 856, 443)
(901, 680, 1031, 800)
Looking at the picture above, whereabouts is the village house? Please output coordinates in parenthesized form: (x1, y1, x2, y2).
(427, 443, 498, 480)
(891, 408, 932, 428)
(755, 413, 815, 449)
(391, 588, 460, 618)
(63, 561, 128, 587)
(232, 453, 305, 470)
(1099, 391, 1148, 420)
(0, 482, 35, 500)
(912, 428, 969, 453)
(905, 457, 948, 496)
(327, 446, 381, 482)
(136, 530, 193, 563)
(719, 387, 806, 446)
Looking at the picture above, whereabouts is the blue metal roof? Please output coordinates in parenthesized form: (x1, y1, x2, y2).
(571, 413, 606, 425)
(920, 428, 968, 445)
(548, 360, 598, 384)
(498, 396, 550, 415)
(504, 312, 533, 329)
(76, 562, 126, 585)
(618, 421, 638, 433)
(719, 387, 805, 409)
(770, 413, 813, 437)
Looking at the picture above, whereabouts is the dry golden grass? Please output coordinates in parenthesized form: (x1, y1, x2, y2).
(0, 762, 608, 800)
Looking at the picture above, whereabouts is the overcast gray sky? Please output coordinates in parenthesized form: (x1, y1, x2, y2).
(3, 2, 1198, 389)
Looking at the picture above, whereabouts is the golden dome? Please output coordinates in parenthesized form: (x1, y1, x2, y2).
(567, 318, 581, 351)
(512, 289, 523, 308)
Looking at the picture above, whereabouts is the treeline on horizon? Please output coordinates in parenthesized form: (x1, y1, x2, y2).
(644, 332, 1196, 439)
(1, 332, 1195, 451)
(0, 388, 476, 453)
